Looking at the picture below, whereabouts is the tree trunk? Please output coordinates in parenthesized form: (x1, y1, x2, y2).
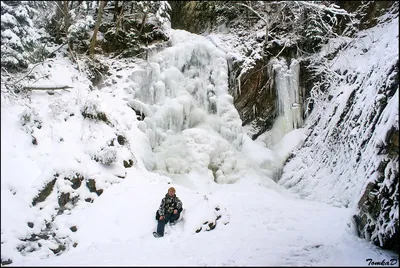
(63, 0, 70, 35)
(113, 0, 119, 21)
(138, 12, 148, 38)
(89, 0, 106, 57)
(85, 0, 91, 15)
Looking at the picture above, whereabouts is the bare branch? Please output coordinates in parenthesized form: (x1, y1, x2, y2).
(10, 62, 48, 85)
(22, 85, 73, 91)
(237, 3, 268, 25)
(238, 3, 270, 46)
(48, 42, 67, 57)
(292, 1, 351, 16)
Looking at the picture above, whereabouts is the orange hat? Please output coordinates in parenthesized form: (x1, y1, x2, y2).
(168, 187, 176, 193)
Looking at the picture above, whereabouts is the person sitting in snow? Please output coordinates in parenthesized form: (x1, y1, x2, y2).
(153, 187, 183, 238)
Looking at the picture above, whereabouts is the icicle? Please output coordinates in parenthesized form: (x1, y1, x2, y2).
(236, 71, 243, 96)
(273, 57, 303, 134)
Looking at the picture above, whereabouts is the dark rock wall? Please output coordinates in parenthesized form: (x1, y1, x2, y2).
(169, 1, 216, 34)
(229, 58, 277, 140)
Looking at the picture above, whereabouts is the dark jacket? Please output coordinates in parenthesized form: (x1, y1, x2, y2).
(157, 193, 183, 217)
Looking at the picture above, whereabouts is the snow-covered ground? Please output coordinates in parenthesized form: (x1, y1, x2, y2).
(5, 173, 397, 266)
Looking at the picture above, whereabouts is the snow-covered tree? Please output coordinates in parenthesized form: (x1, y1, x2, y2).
(97, 1, 170, 57)
(1, 1, 40, 71)
(67, 15, 95, 53)
(230, 1, 351, 56)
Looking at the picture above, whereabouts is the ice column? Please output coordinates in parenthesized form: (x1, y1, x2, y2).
(274, 58, 303, 132)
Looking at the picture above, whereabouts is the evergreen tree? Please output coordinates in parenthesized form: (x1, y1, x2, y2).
(1, 1, 40, 71)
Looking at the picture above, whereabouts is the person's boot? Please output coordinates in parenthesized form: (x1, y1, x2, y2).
(153, 232, 163, 238)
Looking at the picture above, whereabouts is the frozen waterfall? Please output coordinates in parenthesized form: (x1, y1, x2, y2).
(126, 29, 255, 184)
(125, 30, 304, 185)
(274, 58, 302, 131)
(127, 30, 243, 150)
(261, 58, 303, 148)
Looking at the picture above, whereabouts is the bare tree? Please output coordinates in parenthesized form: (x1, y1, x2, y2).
(238, 1, 352, 56)
(113, 0, 125, 21)
(62, 0, 71, 34)
(238, 2, 270, 47)
(89, 0, 106, 57)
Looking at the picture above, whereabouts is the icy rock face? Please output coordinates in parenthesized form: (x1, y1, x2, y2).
(229, 57, 275, 140)
(278, 16, 399, 251)
(231, 56, 305, 142)
(127, 29, 244, 182)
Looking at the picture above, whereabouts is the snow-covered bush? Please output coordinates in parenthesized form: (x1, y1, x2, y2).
(101, 1, 170, 57)
(131, 1, 171, 28)
(1, 1, 41, 71)
(67, 16, 95, 52)
(300, 5, 342, 51)
(48, 98, 74, 120)
(214, 2, 240, 28)
(19, 107, 42, 134)
(92, 146, 117, 166)
(303, 53, 341, 118)
(81, 99, 110, 125)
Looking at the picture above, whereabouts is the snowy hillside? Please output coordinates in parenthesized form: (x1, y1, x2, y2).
(279, 14, 398, 206)
(278, 13, 399, 250)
